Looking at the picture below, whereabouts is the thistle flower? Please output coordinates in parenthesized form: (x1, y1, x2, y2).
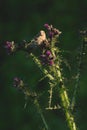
(44, 24, 61, 39)
(13, 77, 24, 90)
(45, 50, 51, 56)
(44, 24, 50, 30)
(5, 41, 16, 54)
(40, 50, 54, 66)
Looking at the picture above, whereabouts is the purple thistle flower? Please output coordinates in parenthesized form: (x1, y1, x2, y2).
(13, 77, 21, 87)
(44, 24, 61, 39)
(53, 28, 62, 36)
(13, 77, 24, 90)
(5, 41, 15, 54)
(49, 31, 54, 39)
(40, 50, 54, 66)
(48, 60, 54, 66)
(5, 41, 12, 49)
(45, 50, 51, 56)
(44, 24, 50, 30)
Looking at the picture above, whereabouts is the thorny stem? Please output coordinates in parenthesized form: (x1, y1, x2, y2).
(30, 53, 77, 130)
(23, 86, 49, 130)
(30, 53, 59, 110)
(46, 82, 55, 110)
(56, 64, 77, 130)
(71, 34, 87, 110)
(34, 99, 49, 130)
(47, 83, 53, 108)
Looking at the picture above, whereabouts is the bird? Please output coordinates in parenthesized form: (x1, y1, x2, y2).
(30, 30, 49, 47)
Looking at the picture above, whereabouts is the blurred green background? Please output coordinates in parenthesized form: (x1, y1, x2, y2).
(0, 0, 87, 130)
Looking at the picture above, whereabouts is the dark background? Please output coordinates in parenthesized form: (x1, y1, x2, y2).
(0, 0, 87, 130)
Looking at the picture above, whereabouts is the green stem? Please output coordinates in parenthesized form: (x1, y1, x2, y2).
(56, 64, 77, 130)
(71, 36, 86, 110)
(59, 85, 77, 130)
(34, 99, 49, 130)
(30, 53, 77, 130)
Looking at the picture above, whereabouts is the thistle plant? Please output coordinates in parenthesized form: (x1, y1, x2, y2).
(5, 24, 87, 130)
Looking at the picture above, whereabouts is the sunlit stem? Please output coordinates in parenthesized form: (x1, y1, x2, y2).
(56, 64, 77, 130)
